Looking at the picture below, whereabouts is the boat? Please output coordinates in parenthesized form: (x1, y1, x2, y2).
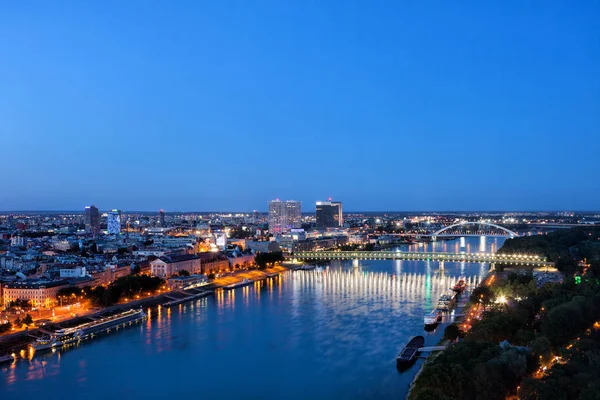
(0, 354, 14, 364)
(436, 291, 457, 311)
(31, 336, 63, 352)
(396, 335, 425, 368)
(452, 279, 467, 294)
(424, 310, 442, 327)
(223, 279, 253, 290)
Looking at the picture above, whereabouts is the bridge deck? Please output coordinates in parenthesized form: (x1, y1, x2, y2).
(292, 251, 551, 266)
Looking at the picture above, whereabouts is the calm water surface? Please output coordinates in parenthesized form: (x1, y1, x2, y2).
(1, 237, 505, 399)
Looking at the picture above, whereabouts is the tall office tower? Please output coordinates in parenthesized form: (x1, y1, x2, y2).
(268, 200, 285, 234)
(285, 200, 302, 230)
(107, 209, 121, 235)
(84, 205, 100, 236)
(159, 209, 166, 226)
(316, 200, 343, 228)
(268, 199, 302, 234)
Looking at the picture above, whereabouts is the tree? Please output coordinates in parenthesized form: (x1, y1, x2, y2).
(14, 317, 22, 327)
(530, 336, 552, 363)
(0, 322, 12, 334)
(208, 273, 216, 280)
(132, 265, 141, 275)
(178, 270, 190, 277)
(22, 314, 33, 326)
(444, 324, 462, 341)
(470, 286, 495, 310)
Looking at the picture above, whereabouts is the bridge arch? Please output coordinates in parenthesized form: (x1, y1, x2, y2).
(432, 221, 518, 237)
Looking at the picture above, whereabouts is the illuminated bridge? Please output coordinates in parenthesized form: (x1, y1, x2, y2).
(292, 251, 552, 267)
(431, 221, 518, 238)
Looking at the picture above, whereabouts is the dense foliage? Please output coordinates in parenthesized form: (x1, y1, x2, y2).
(84, 275, 164, 307)
(411, 227, 600, 400)
(255, 251, 284, 270)
(0, 322, 12, 334)
(498, 226, 600, 274)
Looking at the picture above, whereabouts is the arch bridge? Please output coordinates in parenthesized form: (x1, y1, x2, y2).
(292, 250, 551, 267)
(431, 221, 518, 238)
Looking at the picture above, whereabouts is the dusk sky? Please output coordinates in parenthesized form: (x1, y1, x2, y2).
(1, 2, 598, 212)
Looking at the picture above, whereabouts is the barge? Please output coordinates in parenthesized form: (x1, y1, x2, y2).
(396, 335, 425, 369)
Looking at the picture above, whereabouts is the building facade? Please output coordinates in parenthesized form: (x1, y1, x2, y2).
(107, 209, 121, 235)
(84, 205, 101, 236)
(2, 280, 69, 309)
(268, 200, 301, 234)
(316, 201, 343, 228)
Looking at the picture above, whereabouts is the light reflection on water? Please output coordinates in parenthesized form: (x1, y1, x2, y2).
(1, 236, 505, 399)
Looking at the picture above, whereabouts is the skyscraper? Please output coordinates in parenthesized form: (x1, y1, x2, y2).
(316, 200, 343, 228)
(159, 209, 166, 226)
(268, 200, 302, 234)
(84, 205, 100, 236)
(107, 209, 121, 235)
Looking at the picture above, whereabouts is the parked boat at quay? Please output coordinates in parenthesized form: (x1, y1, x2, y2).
(29, 309, 146, 354)
(436, 290, 457, 311)
(423, 310, 442, 327)
(452, 279, 467, 294)
(223, 279, 253, 290)
(396, 335, 425, 369)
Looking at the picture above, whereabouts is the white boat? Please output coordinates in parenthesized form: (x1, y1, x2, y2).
(31, 337, 63, 351)
(424, 310, 442, 326)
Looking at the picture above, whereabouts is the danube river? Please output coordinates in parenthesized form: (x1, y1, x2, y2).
(1, 236, 505, 399)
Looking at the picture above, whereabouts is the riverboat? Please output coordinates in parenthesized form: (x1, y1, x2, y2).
(436, 291, 457, 311)
(424, 310, 442, 327)
(31, 336, 63, 352)
(452, 279, 467, 294)
(396, 335, 425, 369)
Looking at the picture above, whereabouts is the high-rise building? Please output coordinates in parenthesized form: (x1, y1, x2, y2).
(159, 209, 166, 226)
(316, 200, 343, 228)
(107, 209, 121, 235)
(84, 205, 100, 236)
(268, 200, 302, 234)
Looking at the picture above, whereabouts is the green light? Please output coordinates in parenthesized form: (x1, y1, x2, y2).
(575, 276, 581, 285)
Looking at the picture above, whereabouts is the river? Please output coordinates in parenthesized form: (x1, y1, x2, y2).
(0, 236, 506, 399)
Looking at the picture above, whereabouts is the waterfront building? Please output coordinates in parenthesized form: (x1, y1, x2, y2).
(2, 279, 69, 309)
(150, 254, 203, 278)
(84, 205, 101, 236)
(168, 274, 208, 289)
(268, 199, 302, 234)
(107, 209, 121, 235)
(316, 200, 343, 228)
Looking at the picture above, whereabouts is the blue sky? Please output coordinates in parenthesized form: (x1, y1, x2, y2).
(1, 1, 598, 212)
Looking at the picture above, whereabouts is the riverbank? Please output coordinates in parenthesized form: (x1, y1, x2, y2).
(0, 264, 290, 356)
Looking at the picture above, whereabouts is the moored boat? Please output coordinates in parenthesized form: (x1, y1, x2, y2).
(31, 336, 63, 352)
(396, 335, 425, 369)
(424, 310, 442, 327)
(452, 279, 467, 294)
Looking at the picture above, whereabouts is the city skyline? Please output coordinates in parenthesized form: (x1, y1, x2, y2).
(1, 2, 599, 211)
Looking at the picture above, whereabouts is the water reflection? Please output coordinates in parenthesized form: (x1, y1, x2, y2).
(1, 236, 503, 400)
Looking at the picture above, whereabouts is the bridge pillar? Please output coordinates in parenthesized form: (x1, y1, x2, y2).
(439, 261, 444, 271)
(353, 259, 359, 269)
(431, 236, 437, 242)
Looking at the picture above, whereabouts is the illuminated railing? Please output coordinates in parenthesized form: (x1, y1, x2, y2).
(292, 251, 551, 265)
